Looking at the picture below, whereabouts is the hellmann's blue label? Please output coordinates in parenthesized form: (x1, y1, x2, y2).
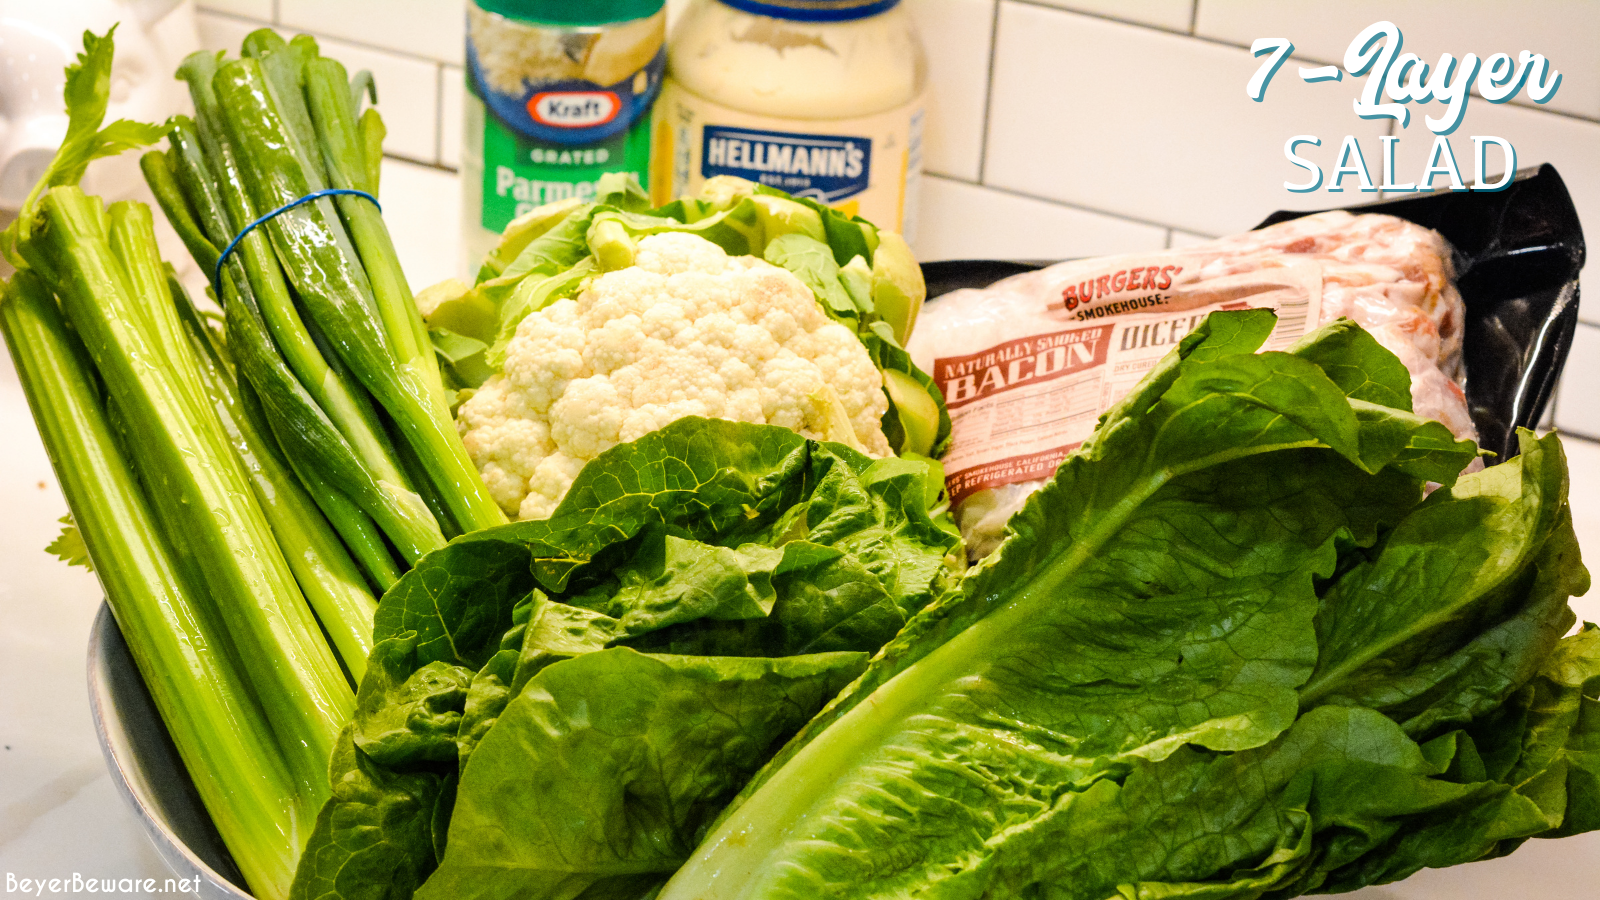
(701, 126, 872, 204)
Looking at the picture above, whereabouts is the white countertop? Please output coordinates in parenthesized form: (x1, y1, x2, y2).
(1, 159, 1596, 897)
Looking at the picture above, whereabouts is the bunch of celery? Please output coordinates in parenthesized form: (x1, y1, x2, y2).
(0, 30, 362, 900)
(142, 29, 505, 593)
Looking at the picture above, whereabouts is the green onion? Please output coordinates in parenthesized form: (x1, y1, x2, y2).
(209, 49, 505, 534)
(162, 106, 414, 507)
(218, 266, 446, 563)
(172, 273, 377, 680)
(144, 113, 446, 564)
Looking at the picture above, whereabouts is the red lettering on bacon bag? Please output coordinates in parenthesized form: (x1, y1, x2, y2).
(933, 324, 1112, 409)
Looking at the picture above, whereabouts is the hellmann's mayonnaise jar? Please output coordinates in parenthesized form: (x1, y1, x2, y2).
(654, 0, 926, 241)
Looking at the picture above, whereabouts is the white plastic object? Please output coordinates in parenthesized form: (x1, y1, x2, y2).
(0, 0, 199, 282)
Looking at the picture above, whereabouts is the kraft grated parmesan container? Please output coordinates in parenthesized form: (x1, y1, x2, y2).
(461, 0, 665, 267)
(655, 0, 926, 240)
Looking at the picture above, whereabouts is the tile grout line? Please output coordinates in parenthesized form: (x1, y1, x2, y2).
(197, 8, 461, 68)
(1188, 0, 1199, 35)
(434, 64, 445, 168)
(975, 0, 1003, 184)
(382, 152, 457, 174)
(1006, 0, 1218, 42)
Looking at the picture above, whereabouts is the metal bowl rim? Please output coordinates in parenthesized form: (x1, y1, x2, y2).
(86, 603, 253, 899)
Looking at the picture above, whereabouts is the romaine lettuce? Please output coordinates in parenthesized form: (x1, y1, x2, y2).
(288, 418, 961, 900)
(655, 312, 1596, 900)
(294, 311, 1598, 900)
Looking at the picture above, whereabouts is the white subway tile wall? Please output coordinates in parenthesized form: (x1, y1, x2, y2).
(313, 36, 442, 162)
(278, 0, 464, 65)
(194, 0, 1596, 439)
(1555, 323, 1600, 440)
(907, 0, 996, 181)
(439, 64, 464, 170)
(193, 11, 440, 163)
(918, 175, 1168, 260)
(984, 6, 1389, 236)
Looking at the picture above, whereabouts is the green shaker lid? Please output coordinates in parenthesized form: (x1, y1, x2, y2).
(473, 0, 665, 26)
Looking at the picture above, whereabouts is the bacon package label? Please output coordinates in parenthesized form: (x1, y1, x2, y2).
(924, 256, 1325, 505)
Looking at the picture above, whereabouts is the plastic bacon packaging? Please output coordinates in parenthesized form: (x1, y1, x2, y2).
(910, 169, 1585, 559)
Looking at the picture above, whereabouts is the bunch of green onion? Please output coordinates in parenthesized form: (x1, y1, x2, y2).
(144, 29, 507, 583)
(0, 28, 501, 900)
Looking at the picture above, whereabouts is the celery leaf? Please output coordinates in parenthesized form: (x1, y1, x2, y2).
(0, 27, 170, 266)
(45, 514, 93, 572)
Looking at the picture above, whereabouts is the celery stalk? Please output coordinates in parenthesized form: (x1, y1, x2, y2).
(1, 271, 307, 900)
(31, 185, 351, 789)
(106, 202, 206, 406)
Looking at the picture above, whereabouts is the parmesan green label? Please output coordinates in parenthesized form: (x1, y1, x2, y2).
(464, 5, 665, 234)
(479, 112, 653, 233)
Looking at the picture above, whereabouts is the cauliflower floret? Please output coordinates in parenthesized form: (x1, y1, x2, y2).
(457, 231, 892, 519)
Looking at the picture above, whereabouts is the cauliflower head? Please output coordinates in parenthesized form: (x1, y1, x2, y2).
(457, 231, 892, 520)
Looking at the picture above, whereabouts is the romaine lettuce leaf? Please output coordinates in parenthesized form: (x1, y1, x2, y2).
(299, 311, 1596, 900)
(654, 313, 1592, 900)
(416, 649, 868, 900)
(289, 417, 961, 900)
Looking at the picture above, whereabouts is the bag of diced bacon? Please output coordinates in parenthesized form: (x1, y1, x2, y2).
(911, 168, 1583, 559)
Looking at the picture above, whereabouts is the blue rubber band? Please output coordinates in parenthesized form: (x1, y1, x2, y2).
(213, 188, 380, 287)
